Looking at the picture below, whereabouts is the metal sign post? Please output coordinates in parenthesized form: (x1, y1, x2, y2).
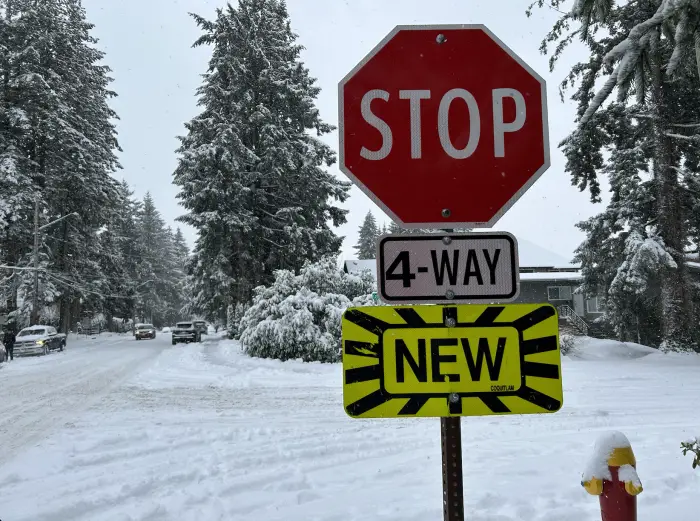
(440, 227, 464, 521)
(442, 415, 464, 521)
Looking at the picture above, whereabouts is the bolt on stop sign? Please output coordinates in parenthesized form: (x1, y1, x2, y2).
(339, 25, 550, 228)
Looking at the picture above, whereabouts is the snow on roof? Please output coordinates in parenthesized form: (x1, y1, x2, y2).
(344, 235, 578, 280)
(519, 271, 582, 281)
(344, 259, 375, 275)
(514, 236, 576, 268)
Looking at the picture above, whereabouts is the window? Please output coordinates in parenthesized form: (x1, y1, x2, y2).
(547, 286, 572, 301)
(586, 297, 605, 314)
(18, 328, 46, 337)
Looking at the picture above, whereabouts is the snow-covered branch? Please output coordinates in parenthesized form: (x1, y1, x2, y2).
(665, 132, 700, 141)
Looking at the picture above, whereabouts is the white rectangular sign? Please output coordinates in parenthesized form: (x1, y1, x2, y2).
(377, 233, 520, 304)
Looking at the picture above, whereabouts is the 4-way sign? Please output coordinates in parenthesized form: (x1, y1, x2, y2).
(378, 233, 519, 304)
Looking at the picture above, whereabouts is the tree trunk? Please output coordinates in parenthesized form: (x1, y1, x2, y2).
(70, 297, 80, 333)
(652, 77, 695, 351)
(60, 290, 71, 334)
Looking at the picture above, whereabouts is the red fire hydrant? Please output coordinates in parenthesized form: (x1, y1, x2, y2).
(581, 431, 643, 521)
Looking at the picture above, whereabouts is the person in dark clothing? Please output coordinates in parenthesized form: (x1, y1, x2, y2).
(3, 326, 15, 361)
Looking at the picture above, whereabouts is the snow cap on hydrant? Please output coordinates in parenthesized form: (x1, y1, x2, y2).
(581, 431, 642, 521)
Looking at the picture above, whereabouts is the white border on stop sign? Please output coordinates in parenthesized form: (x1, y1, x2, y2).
(337, 24, 551, 229)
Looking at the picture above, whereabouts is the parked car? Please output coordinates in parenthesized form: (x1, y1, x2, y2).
(161, 326, 171, 333)
(193, 320, 207, 338)
(0, 340, 6, 363)
(135, 323, 156, 340)
(171, 322, 200, 345)
(14, 325, 66, 356)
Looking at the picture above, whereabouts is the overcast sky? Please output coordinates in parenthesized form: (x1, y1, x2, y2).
(83, 0, 602, 261)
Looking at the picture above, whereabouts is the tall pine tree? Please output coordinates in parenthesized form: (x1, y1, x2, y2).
(174, 0, 349, 321)
(0, 0, 122, 331)
(530, 0, 700, 350)
(354, 211, 379, 259)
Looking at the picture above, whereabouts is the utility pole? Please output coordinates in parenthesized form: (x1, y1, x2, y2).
(30, 207, 80, 327)
(31, 196, 39, 326)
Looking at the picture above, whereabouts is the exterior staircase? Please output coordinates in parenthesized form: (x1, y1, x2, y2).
(557, 304, 589, 337)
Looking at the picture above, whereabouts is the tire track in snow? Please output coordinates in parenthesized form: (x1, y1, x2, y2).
(0, 336, 165, 466)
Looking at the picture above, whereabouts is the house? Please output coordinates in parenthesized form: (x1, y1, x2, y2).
(344, 235, 599, 335)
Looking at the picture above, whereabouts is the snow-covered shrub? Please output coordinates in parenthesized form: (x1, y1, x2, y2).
(226, 302, 247, 339)
(239, 256, 377, 362)
(39, 305, 60, 327)
(681, 438, 700, 469)
(560, 334, 579, 355)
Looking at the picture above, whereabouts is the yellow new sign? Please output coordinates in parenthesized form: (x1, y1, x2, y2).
(342, 303, 563, 418)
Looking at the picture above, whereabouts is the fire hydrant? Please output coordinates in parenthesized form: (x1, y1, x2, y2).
(581, 431, 643, 521)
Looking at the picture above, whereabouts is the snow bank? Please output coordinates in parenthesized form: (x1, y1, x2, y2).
(567, 336, 657, 361)
(131, 339, 339, 390)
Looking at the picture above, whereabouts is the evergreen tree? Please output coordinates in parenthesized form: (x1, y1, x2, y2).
(387, 220, 471, 235)
(354, 211, 379, 259)
(0, 0, 122, 332)
(94, 184, 132, 327)
(174, 0, 349, 320)
(530, 0, 700, 351)
(133, 193, 185, 326)
(388, 221, 404, 235)
(173, 228, 190, 264)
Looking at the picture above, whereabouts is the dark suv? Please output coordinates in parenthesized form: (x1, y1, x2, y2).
(193, 320, 207, 339)
(172, 322, 199, 345)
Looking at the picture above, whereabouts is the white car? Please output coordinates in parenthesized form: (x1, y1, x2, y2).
(161, 327, 171, 333)
(0, 340, 6, 363)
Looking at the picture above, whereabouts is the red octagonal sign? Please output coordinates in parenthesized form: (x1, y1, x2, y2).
(339, 25, 550, 228)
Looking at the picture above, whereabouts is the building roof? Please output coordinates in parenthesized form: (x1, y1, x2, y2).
(515, 236, 576, 268)
(519, 271, 582, 281)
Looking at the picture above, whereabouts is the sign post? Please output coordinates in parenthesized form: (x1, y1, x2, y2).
(440, 227, 463, 521)
(339, 24, 558, 521)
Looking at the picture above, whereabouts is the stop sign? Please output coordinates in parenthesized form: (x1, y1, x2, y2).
(339, 25, 550, 228)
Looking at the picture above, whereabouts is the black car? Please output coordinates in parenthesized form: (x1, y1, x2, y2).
(135, 323, 156, 340)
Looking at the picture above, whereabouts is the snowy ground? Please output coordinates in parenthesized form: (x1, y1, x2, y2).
(0, 333, 698, 521)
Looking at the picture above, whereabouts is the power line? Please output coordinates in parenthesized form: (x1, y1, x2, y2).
(44, 271, 136, 300)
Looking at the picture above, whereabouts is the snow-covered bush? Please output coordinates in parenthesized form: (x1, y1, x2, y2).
(226, 302, 247, 339)
(560, 334, 579, 355)
(681, 438, 700, 469)
(239, 256, 377, 362)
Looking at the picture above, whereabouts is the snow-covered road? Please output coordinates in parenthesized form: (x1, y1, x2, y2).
(0, 335, 698, 521)
(0, 333, 165, 466)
